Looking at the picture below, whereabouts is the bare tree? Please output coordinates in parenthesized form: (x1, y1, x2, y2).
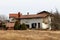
(51, 9, 60, 30)
(0, 15, 7, 21)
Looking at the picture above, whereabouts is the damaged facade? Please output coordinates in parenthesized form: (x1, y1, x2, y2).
(9, 11, 52, 30)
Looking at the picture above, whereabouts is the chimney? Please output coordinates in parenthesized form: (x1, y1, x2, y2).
(18, 12, 20, 18)
(27, 12, 29, 15)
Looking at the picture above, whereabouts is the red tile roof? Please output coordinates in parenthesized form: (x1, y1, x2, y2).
(9, 11, 49, 19)
(20, 13, 48, 19)
(9, 14, 18, 18)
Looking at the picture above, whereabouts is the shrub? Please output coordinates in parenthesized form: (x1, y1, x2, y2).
(14, 25, 19, 30)
(14, 20, 27, 30)
(51, 23, 58, 30)
(1, 24, 6, 30)
(20, 23, 27, 30)
(14, 20, 20, 30)
(2, 24, 6, 28)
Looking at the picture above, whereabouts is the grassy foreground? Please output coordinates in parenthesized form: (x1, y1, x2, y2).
(0, 30, 60, 40)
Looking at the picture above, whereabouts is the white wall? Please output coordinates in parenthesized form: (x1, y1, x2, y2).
(20, 18, 43, 29)
(41, 16, 51, 30)
(9, 18, 13, 22)
(42, 23, 49, 29)
(9, 18, 16, 22)
(20, 16, 51, 30)
(9, 16, 51, 30)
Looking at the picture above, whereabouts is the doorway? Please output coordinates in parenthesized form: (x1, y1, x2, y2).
(38, 23, 40, 28)
(31, 23, 37, 28)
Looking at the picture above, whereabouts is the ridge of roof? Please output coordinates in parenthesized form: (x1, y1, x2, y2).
(9, 11, 50, 19)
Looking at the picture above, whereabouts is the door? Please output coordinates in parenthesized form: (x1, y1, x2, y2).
(31, 23, 36, 28)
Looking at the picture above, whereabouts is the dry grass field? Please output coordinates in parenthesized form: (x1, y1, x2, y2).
(0, 30, 60, 40)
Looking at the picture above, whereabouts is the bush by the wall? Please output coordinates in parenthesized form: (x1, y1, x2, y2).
(14, 25, 20, 30)
(20, 23, 27, 30)
(2, 24, 6, 28)
(14, 20, 20, 30)
(14, 20, 27, 30)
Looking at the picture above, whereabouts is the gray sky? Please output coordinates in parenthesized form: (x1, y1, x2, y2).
(0, 0, 60, 17)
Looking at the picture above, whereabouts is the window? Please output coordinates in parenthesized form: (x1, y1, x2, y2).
(38, 23, 40, 28)
(32, 23, 37, 28)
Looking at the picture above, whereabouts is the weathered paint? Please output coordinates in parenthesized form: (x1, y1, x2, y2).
(20, 18, 42, 29)
(9, 16, 51, 30)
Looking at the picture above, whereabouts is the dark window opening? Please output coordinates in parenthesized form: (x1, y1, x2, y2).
(38, 23, 40, 28)
(32, 23, 36, 28)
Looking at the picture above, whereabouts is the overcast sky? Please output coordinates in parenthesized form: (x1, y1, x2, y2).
(0, 0, 60, 17)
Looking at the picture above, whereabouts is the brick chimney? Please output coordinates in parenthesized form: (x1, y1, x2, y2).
(18, 12, 20, 18)
(27, 12, 29, 15)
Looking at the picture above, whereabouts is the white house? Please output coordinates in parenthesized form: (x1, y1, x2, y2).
(9, 11, 51, 30)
